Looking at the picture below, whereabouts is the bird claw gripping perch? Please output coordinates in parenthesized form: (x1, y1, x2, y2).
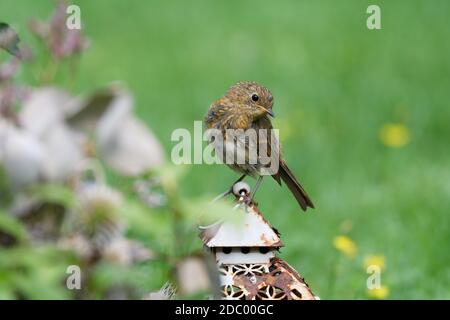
(212, 180, 257, 207)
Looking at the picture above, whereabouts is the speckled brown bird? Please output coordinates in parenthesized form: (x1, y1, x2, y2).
(205, 81, 314, 211)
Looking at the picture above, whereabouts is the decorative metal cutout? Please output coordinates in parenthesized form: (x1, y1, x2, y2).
(218, 258, 316, 300)
(219, 263, 269, 277)
(256, 285, 287, 300)
(221, 285, 247, 300)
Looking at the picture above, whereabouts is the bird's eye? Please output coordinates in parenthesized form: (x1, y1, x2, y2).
(251, 94, 259, 102)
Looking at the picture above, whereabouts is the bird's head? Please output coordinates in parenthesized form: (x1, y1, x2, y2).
(225, 81, 275, 119)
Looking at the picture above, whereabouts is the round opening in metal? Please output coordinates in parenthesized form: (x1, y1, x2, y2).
(222, 247, 232, 254)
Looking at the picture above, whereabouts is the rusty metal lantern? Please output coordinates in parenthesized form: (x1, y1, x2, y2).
(199, 182, 317, 300)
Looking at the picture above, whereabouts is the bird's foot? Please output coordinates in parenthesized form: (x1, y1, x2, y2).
(242, 196, 257, 207)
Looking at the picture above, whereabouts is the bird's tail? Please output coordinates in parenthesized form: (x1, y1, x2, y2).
(276, 160, 314, 211)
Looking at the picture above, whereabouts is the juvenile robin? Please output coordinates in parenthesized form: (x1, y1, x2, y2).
(205, 81, 314, 211)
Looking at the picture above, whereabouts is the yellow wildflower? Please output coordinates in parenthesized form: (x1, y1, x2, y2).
(379, 123, 410, 148)
(364, 255, 386, 271)
(333, 235, 357, 258)
(367, 285, 390, 299)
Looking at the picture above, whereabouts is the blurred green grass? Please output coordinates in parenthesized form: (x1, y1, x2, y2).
(2, 0, 450, 299)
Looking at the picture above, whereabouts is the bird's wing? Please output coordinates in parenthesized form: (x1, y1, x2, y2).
(205, 101, 250, 130)
(251, 116, 281, 180)
(205, 102, 252, 170)
(205, 103, 224, 129)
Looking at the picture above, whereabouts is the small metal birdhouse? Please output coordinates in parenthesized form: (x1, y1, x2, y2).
(199, 182, 317, 300)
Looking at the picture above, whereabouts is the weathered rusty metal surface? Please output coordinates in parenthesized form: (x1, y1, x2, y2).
(219, 257, 316, 300)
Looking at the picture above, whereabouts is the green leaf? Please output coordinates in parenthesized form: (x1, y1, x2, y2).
(91, 261, 169, 298)
(29, 184, 78, 208)
(154, 165, 189, 197)
(121, 199, 174, 252)
(0, 246, 74, 299)
(181, 197, 242, 226)
(0, 211, 27, 242)
(0, 287, 15, 300)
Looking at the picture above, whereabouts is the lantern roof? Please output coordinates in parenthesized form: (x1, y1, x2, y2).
(199, 202, 283, 248)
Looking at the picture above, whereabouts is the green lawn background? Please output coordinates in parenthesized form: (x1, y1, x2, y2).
(1, 0, 450, 299)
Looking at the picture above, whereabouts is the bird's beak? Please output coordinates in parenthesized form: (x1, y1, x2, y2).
(257, 105, 275, 117)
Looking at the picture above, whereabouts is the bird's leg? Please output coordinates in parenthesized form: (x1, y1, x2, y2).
(234, 174, 247, 185)
(250, 176, 264, 201)
(212, 174, 246, 202)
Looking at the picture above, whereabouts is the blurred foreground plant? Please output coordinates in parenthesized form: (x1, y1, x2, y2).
(0, 3, 229, 299)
